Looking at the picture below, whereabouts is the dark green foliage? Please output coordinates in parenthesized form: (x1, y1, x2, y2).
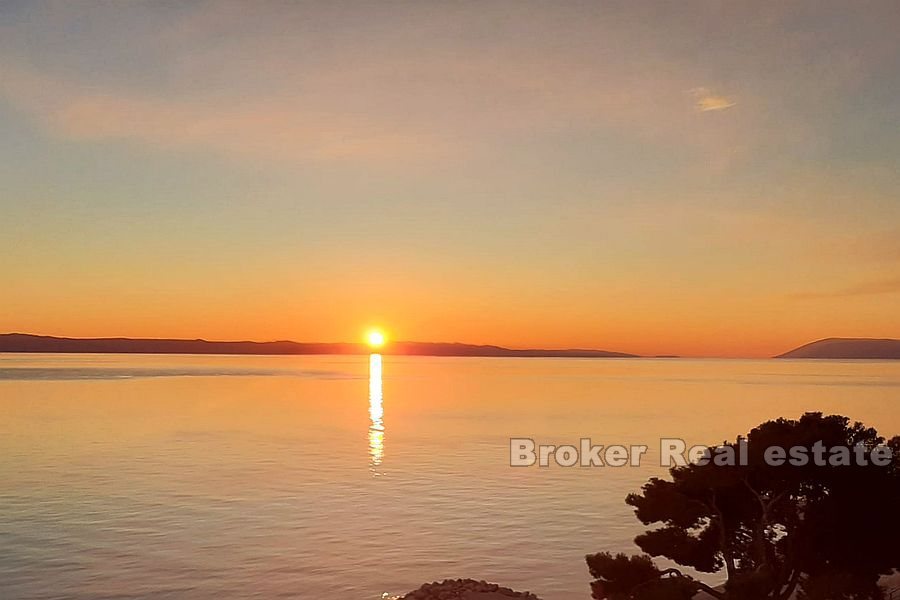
(586, 413, 900, 600)
(585, 552, 697, 600)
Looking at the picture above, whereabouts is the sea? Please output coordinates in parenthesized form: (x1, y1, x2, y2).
(2, 353, 899, 599)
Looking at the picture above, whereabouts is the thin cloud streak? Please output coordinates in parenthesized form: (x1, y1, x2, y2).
(792, 277, 900, 300)
(0, 50, 759, 169)
(691, 87, 737, 112)
(0, 63, 448, 164)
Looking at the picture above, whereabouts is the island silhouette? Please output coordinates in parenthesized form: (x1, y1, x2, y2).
(775, 337, 900, 359)
(0, 333, 637, 358)
(2, 333, 899, 359)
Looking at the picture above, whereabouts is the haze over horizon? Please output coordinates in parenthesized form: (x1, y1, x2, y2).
(4, 331, 900, 360)
(2, 1, 899, 358)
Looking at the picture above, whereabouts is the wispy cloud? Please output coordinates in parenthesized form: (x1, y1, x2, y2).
(0, 55, 756, 170)
(690, 87, 737, 112)
(792, 276, 900, 300)
(0, 63, 449, 165)
(0, 3, 760, 169)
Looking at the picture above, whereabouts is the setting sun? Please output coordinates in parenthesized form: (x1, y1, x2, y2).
(366, 330, 386, 348)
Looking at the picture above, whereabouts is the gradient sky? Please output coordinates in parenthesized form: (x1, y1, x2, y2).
(1, 1, 899, 357)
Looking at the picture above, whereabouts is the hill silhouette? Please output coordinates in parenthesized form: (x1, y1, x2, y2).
(0, 333, 637, 358)
(776, 337, 900, 359)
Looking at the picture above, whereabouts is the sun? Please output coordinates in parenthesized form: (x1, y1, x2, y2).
(366, 329, 386, 348)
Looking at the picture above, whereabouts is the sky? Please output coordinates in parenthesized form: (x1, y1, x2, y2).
(1, 1, 899, 357)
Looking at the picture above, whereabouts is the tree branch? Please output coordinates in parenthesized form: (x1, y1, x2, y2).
(643, 568, 726, 600)
(710, 491, 737, 580)
(776, 569, 802, 600)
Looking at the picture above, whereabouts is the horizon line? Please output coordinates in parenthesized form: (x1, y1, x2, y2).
(1, 332, 899, 360)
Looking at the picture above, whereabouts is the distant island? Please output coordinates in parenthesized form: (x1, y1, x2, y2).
(5, 333, 899, 359)
(0, 333, 637, 358)
(776, 337, 900, 359)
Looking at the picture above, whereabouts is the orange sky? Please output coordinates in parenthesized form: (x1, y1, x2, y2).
(1, 2, 899, 358)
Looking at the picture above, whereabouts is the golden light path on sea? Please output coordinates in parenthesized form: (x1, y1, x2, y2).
(368, 353, 384, 474)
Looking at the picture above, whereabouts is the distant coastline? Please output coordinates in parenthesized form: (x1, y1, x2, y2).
(0, 333, 637, 358)
(775, 337, 900, 359)
(3, 333, 899, 359)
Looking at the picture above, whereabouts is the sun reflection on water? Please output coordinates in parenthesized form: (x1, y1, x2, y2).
(368, 353, 384, 474)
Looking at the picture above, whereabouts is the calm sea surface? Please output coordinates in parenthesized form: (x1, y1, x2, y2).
(2, 354, 899, 599)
